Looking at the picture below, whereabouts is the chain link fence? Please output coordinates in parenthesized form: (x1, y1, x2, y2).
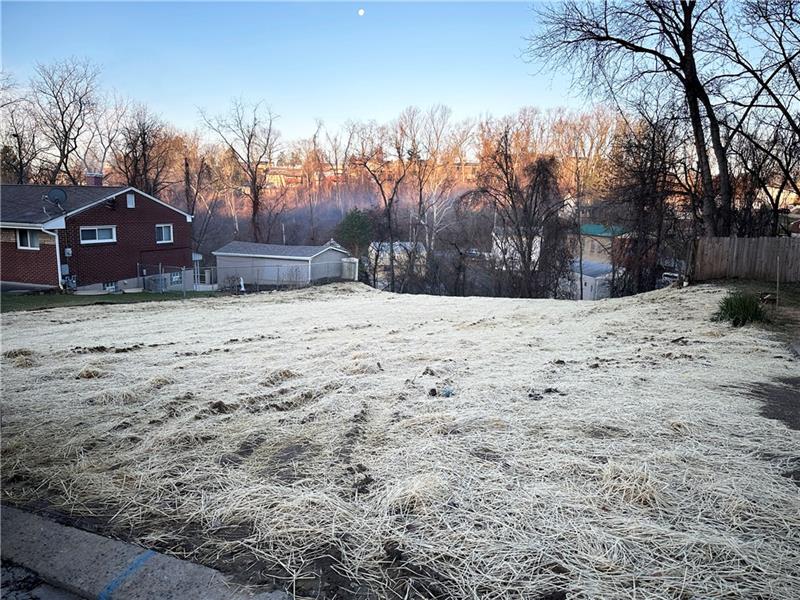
(134, 258, 358, 294)
(213, 259, 358, 292)
(138, 264, 193, 293)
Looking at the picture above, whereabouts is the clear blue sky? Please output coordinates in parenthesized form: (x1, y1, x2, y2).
(2, 1, 583, 140)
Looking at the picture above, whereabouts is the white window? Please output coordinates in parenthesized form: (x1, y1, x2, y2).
(17, 229, 40, 250)
(170, 272, 182, 284)
(126, 193, 136, 209)
(156, 224, 173, 244)
(80, 226, 117, 244)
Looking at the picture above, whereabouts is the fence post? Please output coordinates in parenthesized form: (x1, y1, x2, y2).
(159, 263, 163, 294)
(182, 267, 186, 299)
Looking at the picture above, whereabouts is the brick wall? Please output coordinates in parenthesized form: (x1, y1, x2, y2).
(61, 190, 193, 286)
(0, 228, 60, 286)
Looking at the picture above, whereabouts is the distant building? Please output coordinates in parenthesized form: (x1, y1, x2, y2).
(566, 259, 614, 301)
(575, 223, 627, 264)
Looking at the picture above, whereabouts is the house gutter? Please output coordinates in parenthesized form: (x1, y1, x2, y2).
(40, 227, 64, 291)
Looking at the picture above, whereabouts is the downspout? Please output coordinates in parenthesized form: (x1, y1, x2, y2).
(41, 228, 63, 291)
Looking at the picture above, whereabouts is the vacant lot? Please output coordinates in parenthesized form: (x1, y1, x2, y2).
(1, 283, 798, 599)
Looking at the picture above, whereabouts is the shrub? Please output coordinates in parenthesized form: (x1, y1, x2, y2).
(712, 292, 767, 327)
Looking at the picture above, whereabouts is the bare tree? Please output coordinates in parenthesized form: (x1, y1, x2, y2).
(353, 120, 412, 292)
(31, 57, 99, 184)
(80, 93, 128, 180)
(322, 121, 356, 216)
(605, 113, 684, 295)
(528, 0, 734, 236)
(552, 108, 617, 297)
(202, 100, 281, 242)
(112, 105, 175, 195)
(176, 133, 222, 251)
(731, 124, 798, 236)
(296, 121, 327, 243)
(404, 105, 467, 291)
(473, 121, 569, 298)
(1, 72, 21, 110)
(2, 98, 45, 184)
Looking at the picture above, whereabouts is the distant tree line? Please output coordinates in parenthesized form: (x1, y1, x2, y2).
(2, 0, 796, 299)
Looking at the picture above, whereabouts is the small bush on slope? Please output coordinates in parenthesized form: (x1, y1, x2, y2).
(713, 292, 767, 327)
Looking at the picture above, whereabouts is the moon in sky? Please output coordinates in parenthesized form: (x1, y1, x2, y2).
(358, 8, 365, 16)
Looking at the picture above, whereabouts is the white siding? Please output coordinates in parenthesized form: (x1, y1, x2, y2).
(216, 255, 308, 285)
(309, 248, 348, 280)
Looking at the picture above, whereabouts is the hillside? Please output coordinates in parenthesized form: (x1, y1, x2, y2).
(2, 283, 798, 598)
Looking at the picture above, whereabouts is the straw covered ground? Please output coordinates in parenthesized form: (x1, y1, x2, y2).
(1, 283, 798, 599)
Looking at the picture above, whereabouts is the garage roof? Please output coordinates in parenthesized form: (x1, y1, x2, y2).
(212, 240, 349, 260)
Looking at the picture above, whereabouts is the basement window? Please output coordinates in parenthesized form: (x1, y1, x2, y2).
(80, 226, 117, 244)
(17, 229, 40, 250)
(156, 224, 173, 244)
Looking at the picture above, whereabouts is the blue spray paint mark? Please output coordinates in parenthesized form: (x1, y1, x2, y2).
(97, 549, 156, 600)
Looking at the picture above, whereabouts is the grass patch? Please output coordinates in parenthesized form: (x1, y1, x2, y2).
(713, 291, 767, 327)
(1, 291, 218, 313)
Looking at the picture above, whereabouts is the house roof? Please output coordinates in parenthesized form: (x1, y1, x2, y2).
(581, 223, 627, 238)
(1, 185, 129, 225)
(571, 259, 614, 278)
(0, 185, 191, 226)
(212, 240, 349, 260)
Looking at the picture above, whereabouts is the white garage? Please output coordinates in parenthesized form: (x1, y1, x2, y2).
(212, 240, 357, 287)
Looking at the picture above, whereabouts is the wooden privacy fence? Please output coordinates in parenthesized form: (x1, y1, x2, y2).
(693, 236, 800, 282)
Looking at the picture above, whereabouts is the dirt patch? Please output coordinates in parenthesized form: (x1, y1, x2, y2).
(260, 441, 311, 482)
(219, 434, 267, 467)
(749, 376, 800, 430)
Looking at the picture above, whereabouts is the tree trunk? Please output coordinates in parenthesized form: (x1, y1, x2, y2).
(250, 180, 262, 243)
(680, 4, 719, 237)
(386, 203, 396, 292)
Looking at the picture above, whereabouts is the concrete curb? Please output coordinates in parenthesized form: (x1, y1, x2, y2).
(1, 506, 288, 600)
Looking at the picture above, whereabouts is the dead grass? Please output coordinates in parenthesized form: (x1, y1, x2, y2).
(1, 282, 798, 599)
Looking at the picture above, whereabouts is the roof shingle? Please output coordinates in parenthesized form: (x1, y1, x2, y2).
(1, 185, 129, 224)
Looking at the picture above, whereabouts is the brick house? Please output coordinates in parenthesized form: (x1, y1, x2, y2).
(1, 185, 193, 290)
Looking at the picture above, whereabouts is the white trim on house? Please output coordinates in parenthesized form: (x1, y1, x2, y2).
(16, 229, 40, 250)
(40, 215, 66, 229)
(155, 223, 174, 244)
(308, 246, 350, 259)
(80, 225, 117, 245)
(1, 222, 49, 230)
(41, 228, 63, 290)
